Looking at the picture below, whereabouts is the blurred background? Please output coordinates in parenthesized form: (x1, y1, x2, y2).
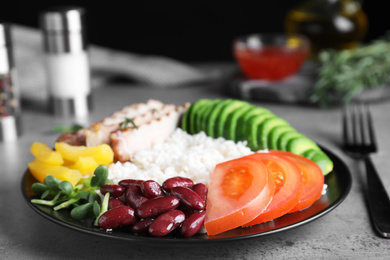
(1, 0, 387, 62)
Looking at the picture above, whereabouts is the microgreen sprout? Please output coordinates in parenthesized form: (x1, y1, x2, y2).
(31, 165, 110, 222)
(52, 124, 84, 134)
(94, 192, 110, 226)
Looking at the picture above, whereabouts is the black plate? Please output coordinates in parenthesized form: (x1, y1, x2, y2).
(21, 147, 352, 245)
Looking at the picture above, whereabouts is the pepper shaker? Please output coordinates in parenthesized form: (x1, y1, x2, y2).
(0, 22, 21, 142)
(40, 6, 91, 118)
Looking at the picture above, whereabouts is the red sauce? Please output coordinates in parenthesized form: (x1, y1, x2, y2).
(234, 46, 307, 81)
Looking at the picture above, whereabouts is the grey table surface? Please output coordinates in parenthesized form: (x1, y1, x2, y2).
(1, 74, 390, 260)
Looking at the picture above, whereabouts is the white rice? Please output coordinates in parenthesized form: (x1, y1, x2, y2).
(108, 128, 254, 186)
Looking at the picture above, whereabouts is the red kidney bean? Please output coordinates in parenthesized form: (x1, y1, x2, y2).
(130, 219, 154, 234)
(141, 180, 164, 199)
(148, 210, 185, 237)
(177, 204, 197, 216)
(162, 177, 194, 192)
(98, 206, 136, 229)
(108, 198, 125, 209)
(180, 211, 206, 237)
(100, 184, 125, 197)
(124, 185, 148, 209)
(191, 183, 208, 204)
(136, 196, 180, 218)
(119, 179, 144, 189)
(171, 186, 205, 211)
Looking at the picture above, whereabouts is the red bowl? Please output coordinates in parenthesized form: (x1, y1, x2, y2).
(233, 33, 310, 81)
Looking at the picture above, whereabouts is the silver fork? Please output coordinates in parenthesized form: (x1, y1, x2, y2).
(343, 103, 390, 238)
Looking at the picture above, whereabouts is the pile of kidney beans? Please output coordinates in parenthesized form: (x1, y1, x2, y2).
(97, 176, 208, 237)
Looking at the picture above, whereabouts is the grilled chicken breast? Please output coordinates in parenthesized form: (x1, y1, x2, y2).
(56, 100, 190, 162)
(110, 103, 189, 162)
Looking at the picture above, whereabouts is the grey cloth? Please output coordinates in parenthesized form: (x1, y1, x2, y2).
(12, 25, 219, 102)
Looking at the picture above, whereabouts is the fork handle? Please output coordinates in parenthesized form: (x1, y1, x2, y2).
(365, 157, 390, 238)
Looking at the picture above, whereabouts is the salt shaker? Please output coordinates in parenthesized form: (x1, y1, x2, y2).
(40, 6, 91, 118)
(0, 22, 21, 142)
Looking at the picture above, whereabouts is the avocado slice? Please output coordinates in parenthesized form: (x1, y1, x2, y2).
(214, 100, 248, 138)
(301, 148, 319, 159)
(268, 125, 295, 150)
(194, 100, 216, 134)
(196, 99, 220, 134)
(189, 99, 212, 134)
(181, 102, 194, 132)
(277, 130, 303, 151)
(236, 106, 272, 142)
(199, 100, 220, 134)
(286, 136, 320, 155)
(257, 117, 290, 150)
(223, 103, 253, 141)
(303, 149, 334, 175)
(207, 99, 233, 138)
(246, 113, 276, 150)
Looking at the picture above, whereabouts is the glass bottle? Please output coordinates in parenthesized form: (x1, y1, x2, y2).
(40, 6, 91, 118)
(0, 22, 21, 142)
(284, 0, 368, 60)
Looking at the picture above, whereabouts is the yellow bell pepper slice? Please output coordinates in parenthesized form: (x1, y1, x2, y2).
(68, 156, 99, 176)
(30, 142, 64, 165)
(28, 158, 82, 186)
(55, 142, 114, 165)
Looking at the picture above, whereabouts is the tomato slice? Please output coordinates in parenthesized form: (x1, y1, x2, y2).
(242, 152, 302, 226)
(204, 157, 274, 236)
(271, 150, 324, 213)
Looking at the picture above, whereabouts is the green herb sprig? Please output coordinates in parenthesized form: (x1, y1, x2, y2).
(31, 165, 110, 225)
(120, 117, 138, 130)
(310, 32, 390, 107)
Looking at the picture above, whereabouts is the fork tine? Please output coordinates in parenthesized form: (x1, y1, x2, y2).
(358, 103, 366, 146)
(342, 102, 377, 154)
(366, 103, 377, 152)
(342, 104, 355, 146)
(351, 104, 359, 145)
